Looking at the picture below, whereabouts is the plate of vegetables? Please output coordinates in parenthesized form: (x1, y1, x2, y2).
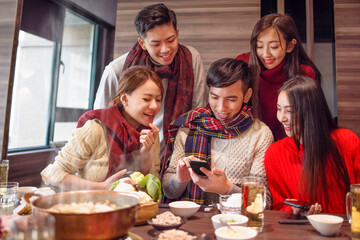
(110, 172, 162, 224)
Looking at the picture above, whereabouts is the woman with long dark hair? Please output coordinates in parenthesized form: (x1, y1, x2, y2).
(265, 75, 360, 214)
(236, 13, 322, 141)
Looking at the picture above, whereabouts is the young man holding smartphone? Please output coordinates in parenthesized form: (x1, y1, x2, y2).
(162, 58, 273, 205)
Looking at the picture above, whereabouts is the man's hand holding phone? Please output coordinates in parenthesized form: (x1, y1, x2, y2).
(175, 156, 196, 184)
(175, 157, 232, 195)
(189, 163, 232, 195)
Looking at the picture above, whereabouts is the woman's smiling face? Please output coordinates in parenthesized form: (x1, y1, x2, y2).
(121, 79, 162, 128)
(277, 90, 293, 137)
(256, 27, 290, 70)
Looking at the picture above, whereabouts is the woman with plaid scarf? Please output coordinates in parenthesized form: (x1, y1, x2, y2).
(41, 66, 163, 191)
(162, 58, 274, 206)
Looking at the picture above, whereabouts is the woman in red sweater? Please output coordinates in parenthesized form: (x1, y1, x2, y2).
(265, 76, 360, 214)
(236, 13, 321, 141)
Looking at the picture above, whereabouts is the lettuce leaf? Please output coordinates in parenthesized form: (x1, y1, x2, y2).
(138, 174, 162, 201)
(130, 172, 144, 184)
(138, 174, 149, 188)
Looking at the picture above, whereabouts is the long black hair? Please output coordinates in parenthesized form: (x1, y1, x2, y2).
(279, 76, 349, 203)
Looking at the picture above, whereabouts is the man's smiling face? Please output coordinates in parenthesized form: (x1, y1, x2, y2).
(138, 23, 179, 66)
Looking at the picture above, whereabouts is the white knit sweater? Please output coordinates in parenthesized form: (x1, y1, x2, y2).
(162, 119, 273, 206)
(41, 119, 160, 185)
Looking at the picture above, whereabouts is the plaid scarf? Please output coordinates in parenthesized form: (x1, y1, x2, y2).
(77, 104, 144, 178)
(164, 104, 254, 204)
(123, 42, 194, 162)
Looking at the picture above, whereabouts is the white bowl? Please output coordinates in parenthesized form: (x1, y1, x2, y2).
(17, 186, 37, 199)
(212, 214, 248, 230)
(169, 201, 200, 218)
(35, 187, 55, 196)
(307, 214, 344, 236)
(215, 226, 257, 240)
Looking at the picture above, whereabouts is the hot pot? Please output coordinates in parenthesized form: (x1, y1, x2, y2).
(32, 190, 139, 240)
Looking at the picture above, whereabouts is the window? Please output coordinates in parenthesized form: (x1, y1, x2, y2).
(8, 0, 112, 152)
(53, 11, 96, 142)
(9, 32, 55, 149)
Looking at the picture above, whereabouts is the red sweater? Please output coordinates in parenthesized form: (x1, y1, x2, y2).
(264, 128, 360, 214)
(236, 53, 316, 141)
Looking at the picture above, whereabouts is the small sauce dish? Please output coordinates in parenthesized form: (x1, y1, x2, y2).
(147, 216, 186, 231)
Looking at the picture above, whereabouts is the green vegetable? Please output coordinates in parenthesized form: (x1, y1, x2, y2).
(138, 174, 149, 188)
(130, 172, 145, 184)
(225, 219, 237, 223)
(110, 172, 162, 202)
(109, 180, 119, 191)
(138, 174, 162, 202)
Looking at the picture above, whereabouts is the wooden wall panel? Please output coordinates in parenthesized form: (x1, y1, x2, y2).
(8, 150, 56, 187)
(0, 0, 19, 159)
(115, 0, 260, 72)
(334, 0, 360, 137)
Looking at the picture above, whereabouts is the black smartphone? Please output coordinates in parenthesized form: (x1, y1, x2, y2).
(188, 160, 211, 176)
(283, 200, 311, 211)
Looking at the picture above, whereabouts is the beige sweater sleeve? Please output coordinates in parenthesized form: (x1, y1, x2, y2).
(248, 121, 274, 208)
(42, 119, 162, 185)
(220, 120, 273, 207)
(41, 120, 108, 185)
(162, 127, 189, 199)
(248, 121, 274, 179)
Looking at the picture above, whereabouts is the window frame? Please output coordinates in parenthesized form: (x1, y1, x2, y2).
(7, 0, 114, 154)
(49, 9, 99, 144)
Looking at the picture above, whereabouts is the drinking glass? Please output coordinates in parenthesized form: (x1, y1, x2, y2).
(241, 176, 266, 232)
(219, 193, 242, 214)
(0, 182, 19, 207)
(0, 160, 9, 183)
(346, 184, 360, 239)
(10, 212, 55, 240)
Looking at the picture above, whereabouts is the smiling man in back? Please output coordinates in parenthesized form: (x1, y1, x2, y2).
(94, 3, 208, 159)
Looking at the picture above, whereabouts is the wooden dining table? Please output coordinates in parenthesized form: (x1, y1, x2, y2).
(1, 202, 351, 239)
(131, 206, 351, 240)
